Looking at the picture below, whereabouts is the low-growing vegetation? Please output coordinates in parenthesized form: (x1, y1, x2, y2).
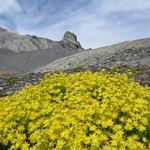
(0, 71, 149, 150)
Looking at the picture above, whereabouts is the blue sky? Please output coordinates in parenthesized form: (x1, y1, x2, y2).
(0, 0, 150, 48)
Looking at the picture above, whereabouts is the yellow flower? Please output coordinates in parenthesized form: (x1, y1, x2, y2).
(0, 70, 149, 149)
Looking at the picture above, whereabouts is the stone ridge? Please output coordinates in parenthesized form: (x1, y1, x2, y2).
(0, 27, 83, 52)
(0, 27, 54, 52)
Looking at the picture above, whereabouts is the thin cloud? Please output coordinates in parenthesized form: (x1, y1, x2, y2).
(0, 0, 21, 14)
(0, 0, 150, 48)
(100, 0, 150, 13)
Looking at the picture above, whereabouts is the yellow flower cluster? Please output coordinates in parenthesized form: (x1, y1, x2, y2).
(0, 71, 149, 150)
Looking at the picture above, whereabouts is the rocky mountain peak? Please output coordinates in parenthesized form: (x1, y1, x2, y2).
(61, 31, 83, 49)
(0, 27, 85, 73)
(63, 31, 77, 42)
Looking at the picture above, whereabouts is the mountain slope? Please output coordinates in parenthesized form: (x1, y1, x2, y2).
(0, 27, 84, 73)
(35, 38, 150, 72)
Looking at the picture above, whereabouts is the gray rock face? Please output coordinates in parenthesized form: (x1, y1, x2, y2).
(0, 27, 84, 73)
(63, 31, 77, 42)
(0, 27, 83, 53)
(0, 27, 55, 52)
(59, 31, 83, 50)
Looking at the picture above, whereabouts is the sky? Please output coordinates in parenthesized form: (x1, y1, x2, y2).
(0, 0, 150, 48)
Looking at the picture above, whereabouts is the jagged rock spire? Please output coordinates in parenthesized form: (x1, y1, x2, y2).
(63, 31, 77, 42)
(61, 31, 83, 49)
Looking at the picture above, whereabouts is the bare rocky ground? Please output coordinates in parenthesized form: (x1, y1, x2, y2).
(35, 38, 150, 72)
(0, 72, 44, 97)
(0, 65, 149, 97)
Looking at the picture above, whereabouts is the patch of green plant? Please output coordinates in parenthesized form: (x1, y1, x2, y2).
(6, 77, 18, 85)
(73, 65, 82, 70)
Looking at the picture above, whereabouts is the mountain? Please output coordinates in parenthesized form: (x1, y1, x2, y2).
(35, 38, 150, 73)
(0, 27, 150, 96)
(0, 26, 150, 79)
(0, 27, 84, 73)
